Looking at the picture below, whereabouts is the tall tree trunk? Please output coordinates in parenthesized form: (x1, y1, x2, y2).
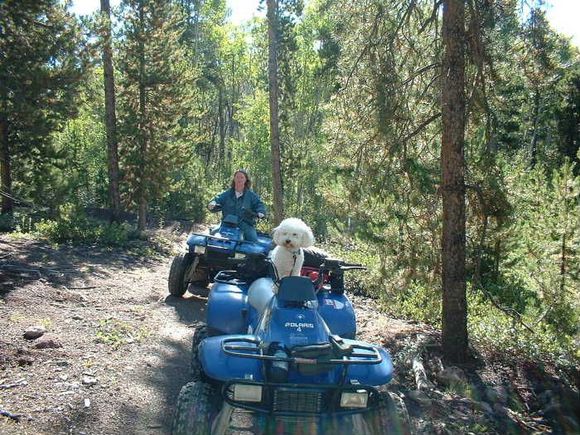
(530, 88, 540, 167)
(0, 111, 12, 214)
(100, 0, 121, 222)
(441, 0, 468, 363)
(267, 0, 284, 225)
(137, 0, 147, 232)
(218, 87, 226, 164)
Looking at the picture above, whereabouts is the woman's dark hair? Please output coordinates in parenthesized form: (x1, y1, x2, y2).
(230, 169, 252, 189)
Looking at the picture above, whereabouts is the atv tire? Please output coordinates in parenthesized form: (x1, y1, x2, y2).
(168, 253, 193, 297)
(372, 390, 412, 435)
(172, 381, 218, 435)
(191, 325, 208, 380)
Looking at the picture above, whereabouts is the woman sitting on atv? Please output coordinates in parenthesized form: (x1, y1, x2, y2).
(208, 169, 267, 242)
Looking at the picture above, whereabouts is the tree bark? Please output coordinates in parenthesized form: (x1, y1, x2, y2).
(0, 112, 12, 214)
(137, 0, 147, 232)
(441, 0, 468, 363)
(100, 0, 122, 222)
(267, 0, 284, 225)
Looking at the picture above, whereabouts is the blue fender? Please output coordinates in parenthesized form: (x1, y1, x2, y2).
(237, 241, 271, 256)
(343, 341, 394, 386)
(207, 282, 249, 334)
(318, 292, 357, 339)
(186, 234, 207, 249)
(199, 335, 264, 382)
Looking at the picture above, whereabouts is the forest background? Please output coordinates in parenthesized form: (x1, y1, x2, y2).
(0, 0, 578, 371)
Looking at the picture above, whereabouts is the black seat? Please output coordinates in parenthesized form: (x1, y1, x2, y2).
(277, 276, 317, 304)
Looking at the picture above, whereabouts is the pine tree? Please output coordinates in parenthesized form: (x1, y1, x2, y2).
(267, 0, 285, 225)
(0, 0, 84, 213)
(99, 0, 122, 221)
(117, 0, 197, 231)
(441, 0, 468, 363)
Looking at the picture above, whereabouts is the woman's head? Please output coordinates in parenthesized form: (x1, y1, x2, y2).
(231, 169, 251, 191)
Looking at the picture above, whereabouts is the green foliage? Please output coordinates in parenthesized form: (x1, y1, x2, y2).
(117, 0, 199, 224)
(50, 68, 108, 207)
(160, 156, 213, 222)
(35, 203, 133, 246)
(468, 290, 578, 367)
(490, 157, 579, 335)
(0, 0, 87, 211)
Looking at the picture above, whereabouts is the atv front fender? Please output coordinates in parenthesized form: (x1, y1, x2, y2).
(199, 335, 264, 382)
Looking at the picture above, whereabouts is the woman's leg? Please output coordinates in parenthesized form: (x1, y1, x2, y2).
(240, 222, 258, 242)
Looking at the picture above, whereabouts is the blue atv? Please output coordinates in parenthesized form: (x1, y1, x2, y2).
(168, 209, 271, 297)
(172, 256, 410, 434)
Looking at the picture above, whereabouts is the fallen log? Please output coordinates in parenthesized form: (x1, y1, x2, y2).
(413, 355, 435, 391)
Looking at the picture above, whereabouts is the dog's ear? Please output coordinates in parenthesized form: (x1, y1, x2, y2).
(302, 226, 315, 248)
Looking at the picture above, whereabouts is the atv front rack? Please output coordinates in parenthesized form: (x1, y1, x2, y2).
(221, 337, 382, 366)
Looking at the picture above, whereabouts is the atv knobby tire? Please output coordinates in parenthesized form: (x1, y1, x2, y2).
(172, 381, 218, 435)
(191, 325, 208, 380)
(372, 391, 412, 435)
(168, 253, 193, 297)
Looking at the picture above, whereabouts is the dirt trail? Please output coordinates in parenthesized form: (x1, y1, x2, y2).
(0, 235, 205, 434)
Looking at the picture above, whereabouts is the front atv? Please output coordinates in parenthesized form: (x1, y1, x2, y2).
(173, 258, 411, 434)
(168, 214, 271, 297)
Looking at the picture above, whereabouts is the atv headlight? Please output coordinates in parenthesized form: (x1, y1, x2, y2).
(340, 390, 369, 408)
(194, 245, 206, 254)
(233, 252, 246, 260)
(233, 384, 262, 403)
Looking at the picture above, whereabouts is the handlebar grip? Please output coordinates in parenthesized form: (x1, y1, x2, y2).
(341, 262, 364, 268)
(340, 265, 367, 271)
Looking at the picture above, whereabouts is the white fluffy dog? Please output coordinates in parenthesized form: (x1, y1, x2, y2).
(270, 218, 315, 279)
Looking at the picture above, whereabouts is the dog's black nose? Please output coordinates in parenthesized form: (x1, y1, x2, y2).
(285, 239, 291, 244)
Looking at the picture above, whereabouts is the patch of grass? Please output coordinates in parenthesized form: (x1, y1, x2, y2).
(95, 318, 149, 349)
(5, 231, 34, 241)
(445, 380, 476, 400)
(40, 318, 53, 329)
(8, 312, 25, 323)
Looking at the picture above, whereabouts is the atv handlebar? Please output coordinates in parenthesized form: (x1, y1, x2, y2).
(319, 259, 367, 272)
(207, 203, 266, 220)
(312, 259, 366, 292)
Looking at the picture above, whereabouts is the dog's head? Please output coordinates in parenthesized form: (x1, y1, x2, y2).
(272, 218, 315, 250)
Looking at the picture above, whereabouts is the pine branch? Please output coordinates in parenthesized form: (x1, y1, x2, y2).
(466, 184, 535, 333)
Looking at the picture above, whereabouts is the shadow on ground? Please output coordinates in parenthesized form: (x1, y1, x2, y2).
(0, 236, 165, 297)
(112, 294, 207, 434)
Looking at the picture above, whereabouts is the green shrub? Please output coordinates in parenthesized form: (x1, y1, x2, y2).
(468, 289, 578, 367)
(34, 203, 133, 246)
(395, 281, 442, 324)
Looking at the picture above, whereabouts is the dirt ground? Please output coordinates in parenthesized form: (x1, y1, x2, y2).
(0, 232, 578, 435)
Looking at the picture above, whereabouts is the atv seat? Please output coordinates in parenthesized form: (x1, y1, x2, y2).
(277, 276, 317, 307)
